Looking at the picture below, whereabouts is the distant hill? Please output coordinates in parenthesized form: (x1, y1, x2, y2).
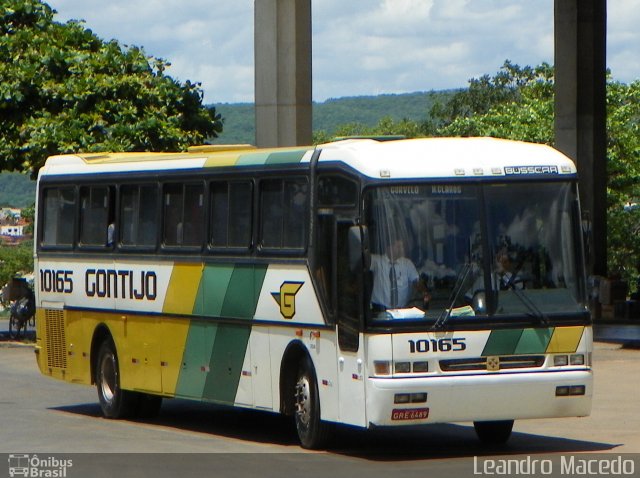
(0, 91, 457, 207)
(214, 90, 457, 144)
(0, 172, 36, 208)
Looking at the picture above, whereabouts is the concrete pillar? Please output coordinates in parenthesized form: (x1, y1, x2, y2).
(554, 0, 607, 276)
(254, 0, 312, 148)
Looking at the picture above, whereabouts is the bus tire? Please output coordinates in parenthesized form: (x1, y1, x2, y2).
(473, 420, 514, 445)
(294, 356, 331, 449)
(95, 339, 138, 419)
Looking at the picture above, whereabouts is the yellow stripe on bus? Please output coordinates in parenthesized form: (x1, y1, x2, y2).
(545, 326, 584, 353)
(163, 263, 203, 315)
(158, 317, 192, 395)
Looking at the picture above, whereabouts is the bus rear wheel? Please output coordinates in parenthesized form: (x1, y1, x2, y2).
(473, 420, 514, 445)
(294, 356, 331, 449)
(95, 339, 138, 419)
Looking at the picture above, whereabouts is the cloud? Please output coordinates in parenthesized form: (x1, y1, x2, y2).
(48, 0, 640, 104)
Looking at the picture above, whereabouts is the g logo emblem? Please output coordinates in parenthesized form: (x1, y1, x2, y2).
(271, 282, 304, 319)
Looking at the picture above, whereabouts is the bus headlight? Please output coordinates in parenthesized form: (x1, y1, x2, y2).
(394, 362, 411, 373)
(554, 355, 569, 366)
(570, 354, 585, 365)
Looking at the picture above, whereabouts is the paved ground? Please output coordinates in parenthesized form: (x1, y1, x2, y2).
(0, 339, 638, 478)
(0, 317, 638, 478)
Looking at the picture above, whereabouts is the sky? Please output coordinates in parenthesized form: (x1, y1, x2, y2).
(48, 0, 640, 105)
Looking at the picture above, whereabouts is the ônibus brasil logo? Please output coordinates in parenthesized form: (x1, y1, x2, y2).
(8, 454, 73, 478)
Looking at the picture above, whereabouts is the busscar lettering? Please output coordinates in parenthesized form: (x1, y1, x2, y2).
(85, 269, 157, 301)
(504, 165, 559, 175)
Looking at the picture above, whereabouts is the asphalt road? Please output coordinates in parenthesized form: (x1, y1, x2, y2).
(0, 337, 639, 478)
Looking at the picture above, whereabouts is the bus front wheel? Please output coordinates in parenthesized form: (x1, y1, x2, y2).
(95, 339, 138, 419)
(294, 356, 331, 449)
(473, 420, 514, 445)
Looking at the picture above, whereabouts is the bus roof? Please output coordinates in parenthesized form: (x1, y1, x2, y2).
(39, 137, 576, 180)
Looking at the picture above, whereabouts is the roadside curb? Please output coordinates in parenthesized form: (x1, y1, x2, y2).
(0, 340, 35, 348)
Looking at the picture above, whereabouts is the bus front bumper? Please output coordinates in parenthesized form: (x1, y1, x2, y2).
(366, 370, 593, 427)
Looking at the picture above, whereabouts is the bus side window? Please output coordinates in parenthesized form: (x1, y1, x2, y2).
(79, 186, 112, 247)
(41, 187, 76, 248)
(259, 178, 308, 251)
(318, 175, 357, 208)
(120, 184, 158, 248)
(210, 181, 253, 250)
(163, 183, 204, 247)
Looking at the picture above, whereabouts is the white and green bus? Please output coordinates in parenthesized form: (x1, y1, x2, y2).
(34, 137, 592, 448)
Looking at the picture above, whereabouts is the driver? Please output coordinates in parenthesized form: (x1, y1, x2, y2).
(370, 238, 429, 310)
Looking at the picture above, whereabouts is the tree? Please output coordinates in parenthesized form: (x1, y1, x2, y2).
(604, 79, 640, 278)
(313, 116, 422, 144)
(0, 0, 222, 176)
(427, 61, 640, 279)
(0, 241, 33, 286)
(426, 61, 555, 142)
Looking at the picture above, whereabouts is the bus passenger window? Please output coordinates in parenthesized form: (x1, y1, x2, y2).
(259, 178, 308, 251)
(210, 181, 252, 250)
(163, 183, 204, 247)
(183, 184, 204, 246)
(120, 184, 158, 248)
(80, 186, 111, 246)
(41, 187, 76, 247)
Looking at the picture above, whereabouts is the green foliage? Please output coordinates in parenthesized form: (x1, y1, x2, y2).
(426, 60, 640, 279)
(313, 116, 423, 144)
(427, 61, 555, 143)
(0, 241, 33, 286)
(0, 0, 222, 176)
(604, 79, 640, 277)
(0, 172, 36, 207)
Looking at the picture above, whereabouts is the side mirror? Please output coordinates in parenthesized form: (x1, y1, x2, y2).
(348, 225, 370, 272)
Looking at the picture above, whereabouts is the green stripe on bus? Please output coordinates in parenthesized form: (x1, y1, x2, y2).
(481, 329, 524, 356)
(235, 149, 308, 166)
(202, 323, 252, 404)
(193, 264, 268, 319)
(175, 321, 218, 398)
(221, 264, 268, 319)
(264, 150, 308, 165)
(482, 327, 556, 356)
(193, 264, 235, 317)
(514, 328, 554, 354)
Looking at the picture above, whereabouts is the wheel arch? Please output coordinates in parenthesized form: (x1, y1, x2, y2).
(279, 339, 312, 416)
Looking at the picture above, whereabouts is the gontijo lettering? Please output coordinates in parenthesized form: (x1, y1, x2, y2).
(85, 269, 157, 300)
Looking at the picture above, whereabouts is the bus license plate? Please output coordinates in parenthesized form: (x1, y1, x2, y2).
(391, 408, 429, 421)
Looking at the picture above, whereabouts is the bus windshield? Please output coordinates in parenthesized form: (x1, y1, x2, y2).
(364, 181, 586, 325)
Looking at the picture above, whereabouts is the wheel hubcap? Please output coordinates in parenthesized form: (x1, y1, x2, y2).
(295, 375, 311, 428)
(99, 353, 116, 403)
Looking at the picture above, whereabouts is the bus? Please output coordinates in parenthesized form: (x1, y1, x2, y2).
(34, 137, 592, 449)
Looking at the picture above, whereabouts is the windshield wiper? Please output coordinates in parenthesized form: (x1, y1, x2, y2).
(510, 287, 549, 325)
(434, 262, 473, 330)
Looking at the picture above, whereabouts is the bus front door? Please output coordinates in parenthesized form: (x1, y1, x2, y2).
(335, 222, 367, 427)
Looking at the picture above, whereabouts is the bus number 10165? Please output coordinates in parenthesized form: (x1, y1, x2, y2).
(408, 338, 466, 353)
